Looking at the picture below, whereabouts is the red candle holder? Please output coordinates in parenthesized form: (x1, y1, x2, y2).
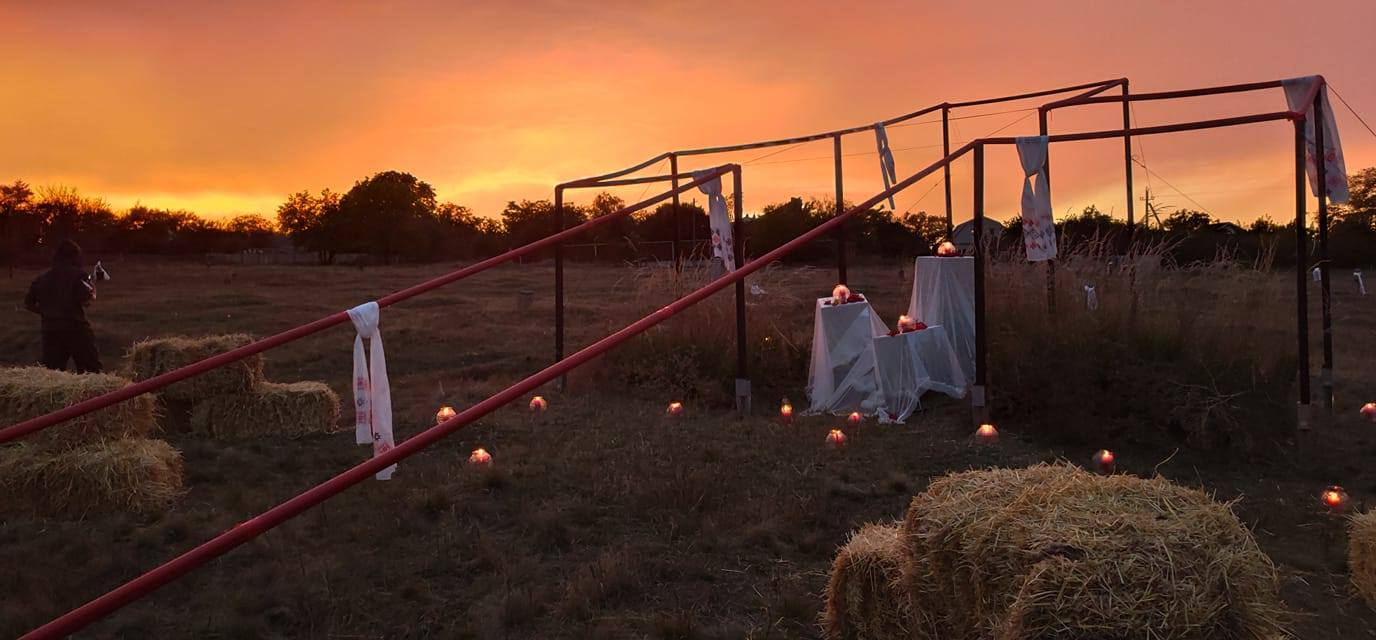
(1322, 485, 1349, 512)
(779, 399, 794, 424)
(826, 429, 848, 449)
(468, 448, 493, 467)
(666, 401, 684, 418)
(1092, 449, 1116, 475)
(528, 395, 548, 413)
(1361, 402, 1376, 423)
(847, 412, 862, 427)
(435, 405, 456, 424)
(975, 423, 998, 445)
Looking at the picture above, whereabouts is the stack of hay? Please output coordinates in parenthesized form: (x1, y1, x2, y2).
(1349, 511, 1376, 609)
(824, 463, 1288, 640)
(0, 367, 183, 518)
(125, 334, 340, 438)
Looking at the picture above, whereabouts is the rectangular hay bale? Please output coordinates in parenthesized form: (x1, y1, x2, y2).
(124, 334, 264, 402)
(0, 366, 155, 450)
(824, 522, 912, 640)
(896, 463, 1288, 640)
(1349, 511, 1376, 610)
(189, 381, 341, 438)
(0, 438, 184, 518)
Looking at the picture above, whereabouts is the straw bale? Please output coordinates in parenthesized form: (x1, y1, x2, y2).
(898, 463, 1287, 640)
(188, 381, 341, 438)
(1349, 510, 1376, 609)
(824, 522, 912, 640)
(125, 334, 263, 402)
(0, 366, 155, 449)
(0, 438, 184, 518)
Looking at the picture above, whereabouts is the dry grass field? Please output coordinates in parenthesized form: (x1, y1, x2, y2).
(2, 257, 1376, 639)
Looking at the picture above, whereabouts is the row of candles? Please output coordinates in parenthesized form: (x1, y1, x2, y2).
(439, 397, 1376, 507)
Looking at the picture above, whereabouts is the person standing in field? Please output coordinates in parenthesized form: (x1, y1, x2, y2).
(23, 239, 102, 373)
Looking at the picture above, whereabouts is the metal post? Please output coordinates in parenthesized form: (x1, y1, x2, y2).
(1314, 93, 1333, 412)
(833, 134, 848, 285)
(1122, 81, 1135, 234)
(1294, 119, 1312, 428)
(669, 153, 682, 273)
(942, 105, 954, 236)
(733, 167, 751, 415)
(1039, 110, 1057, 316)
(554, 187, 566, 390)
(971, 144, 988, 410)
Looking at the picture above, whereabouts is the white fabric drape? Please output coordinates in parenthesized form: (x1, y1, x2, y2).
(1084, 284, 1099, 311)
(1283, 76, 1350, 204)
(906, 256, 976, 383)
(873, 326, 967, 424)
(348, 301, 396, 480)
(874, 123, 898, 209)
(1356, 269, 1367, 296)
(693, 170, 736, 271)
(1016, 136, 1057, 262)
(806, 298, 889, 415)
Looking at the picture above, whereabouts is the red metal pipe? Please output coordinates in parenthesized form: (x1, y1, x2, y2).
(1043, 79, 1286, 110)
(946, 78, 1122, 108)
(0, 166, 737, 447)
(983, 111, 1298, 146)
(21, 152, 965, 639)
(1038, 79, 1126, 113)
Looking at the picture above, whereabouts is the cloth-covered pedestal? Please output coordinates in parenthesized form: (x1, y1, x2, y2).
(807, 298, 889, 415)
(906, 256, 975, 382)
(873, 325, 968, 424)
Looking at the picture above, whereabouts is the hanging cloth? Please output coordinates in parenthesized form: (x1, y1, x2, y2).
(693, 169, 736, 271)
(1283, 76, 1350, 204)
(1016, 135, 1057, 262)
(874, 123, 898, 209)
(348, 301, 397, 480)
(1084, 284, 1099, 311)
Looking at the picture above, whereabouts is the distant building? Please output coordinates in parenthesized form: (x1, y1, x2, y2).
(952, 218, 1006, 251)
(1207, 222, 1246, 235)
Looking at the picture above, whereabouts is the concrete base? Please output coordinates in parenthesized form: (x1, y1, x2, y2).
(735, 378, 752, 415)
(1321, 367, 1334, 411)
(970, 385, 987, 408)
(1297, 402, 1312, 432)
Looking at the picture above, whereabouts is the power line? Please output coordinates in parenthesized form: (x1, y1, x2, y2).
(1130, 156, 1211, 215)
(1328, 83, 1376, 140)
(889, 107, 1039, 129)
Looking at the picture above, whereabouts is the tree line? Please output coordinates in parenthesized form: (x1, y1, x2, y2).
(2, 167, 1372, 267)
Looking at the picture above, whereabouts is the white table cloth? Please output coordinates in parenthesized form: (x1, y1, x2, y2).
(872, 325, 968, 423)
(906, 256, 975, 382)
(806, 297, 889, 415)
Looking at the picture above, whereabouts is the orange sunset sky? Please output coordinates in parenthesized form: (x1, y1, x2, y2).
(3, 1, 1375, 225)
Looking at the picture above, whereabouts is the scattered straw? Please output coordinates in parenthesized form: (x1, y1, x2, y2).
(124, 334, 263, 402)
(898, 463, 1287, 640)
(0, 438, 184, 518)
(189, 381, 341, 438)
(0, 367, 155, 450)
(824, 522, 911, 640)
(1349, 511, 1376, 609)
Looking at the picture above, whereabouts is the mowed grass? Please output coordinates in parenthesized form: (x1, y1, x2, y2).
(1, 258, 1375, 638)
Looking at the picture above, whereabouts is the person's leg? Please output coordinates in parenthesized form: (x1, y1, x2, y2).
(40, 329, 70, 371)
(71, 326, 103, 374)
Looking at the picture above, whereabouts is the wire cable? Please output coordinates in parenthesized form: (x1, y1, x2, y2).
(1328, 83, 1376, 140)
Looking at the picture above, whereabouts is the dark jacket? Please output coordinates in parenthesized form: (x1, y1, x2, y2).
(24, 242, 94, 331)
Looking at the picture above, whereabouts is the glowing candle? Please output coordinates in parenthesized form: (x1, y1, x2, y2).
(975, 423, 998, 445)
(847, 411, 862, 426)
(779, 399, 794, 424)
(832, 284, 851, 304)
(468, 448, 493, 467)
(435, 405, 456, 424)
(1361, 402, 1376, 422)
(1322, 485, 1349, 511)
(897, 314, 913, 332)
(826, 429, 848, 448)
(529, 395, 548, 413)
(937, 241, 958, 257)
(1092, 449, 1116, 475)
(667, 401, 684, 418)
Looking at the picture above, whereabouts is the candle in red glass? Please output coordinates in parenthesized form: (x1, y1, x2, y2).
(779, 399, 794, 424)
(529, 395, 548, 413)
(847, 411, 862, 427)
(469, 448, 493, 467)
(435, 405, 456, 424)
(1322, 485, 1349, 512)
(666, 401, 684, 418)
(975, 423, 998, 445)
(1361, 402, 1376, 422)
(1092, 449, 1116, 475)
(826, 429, 848, 449)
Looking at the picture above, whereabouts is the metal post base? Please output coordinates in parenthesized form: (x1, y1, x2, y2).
(735, 378, 752, 415)
(1297, 402, 1312, 432)
(971, 385, 987, 408)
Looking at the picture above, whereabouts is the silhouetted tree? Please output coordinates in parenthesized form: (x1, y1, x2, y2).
(335, 171, 438, 262)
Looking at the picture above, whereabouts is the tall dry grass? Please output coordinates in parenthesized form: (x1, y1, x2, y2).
(987, 237, 1297, 449)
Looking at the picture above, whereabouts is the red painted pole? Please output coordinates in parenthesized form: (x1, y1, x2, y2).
(21, 147, 971, 640)
(0, 168, 737, 447)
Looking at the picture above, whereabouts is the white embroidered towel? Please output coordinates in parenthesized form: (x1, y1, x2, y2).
(348, 301, 397, 480)
(1016, 136, 1057, 262)
(1283, 76, 1349, 204)
(693, 169, 736, 271)
(874, 123, 898, 209)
